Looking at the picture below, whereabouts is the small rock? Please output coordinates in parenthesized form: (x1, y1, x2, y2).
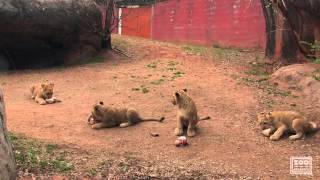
(150, 132, 159, 137)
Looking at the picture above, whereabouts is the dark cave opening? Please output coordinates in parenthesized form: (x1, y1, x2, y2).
(0, 38, 67, 71)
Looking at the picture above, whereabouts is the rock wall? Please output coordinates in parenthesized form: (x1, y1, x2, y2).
(0, 0, 113, 69)
(0, 89, 16, 180)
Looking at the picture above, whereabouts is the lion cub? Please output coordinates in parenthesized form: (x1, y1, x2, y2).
(30, 82, 61, 105)
(257, 111, 318, 141)
(88, 101, 165, 129)
(172, 89, 210, 137)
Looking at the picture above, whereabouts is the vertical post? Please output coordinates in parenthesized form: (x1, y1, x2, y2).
(151, 4, 154, 39)
(118, 8, 122, 35)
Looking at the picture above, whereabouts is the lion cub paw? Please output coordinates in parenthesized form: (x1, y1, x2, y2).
(91, 124, 101, 129)
(46, 99, 55, 104)
(262, 128, 272, 137)
(45, 97, 61, 104)
(289, 133, 305, 141)
(187, 129, 196, 137)
(174, 128, 184, 136)
(269, 135, 280, 141)
(39, 101, 47, 105)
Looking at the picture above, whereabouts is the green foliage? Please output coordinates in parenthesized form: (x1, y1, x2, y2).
(116, 0, 158, 7)
(182, 44, 265, 63)
(132, 85, 149, 94)
(150, 79, 165, 85)
(171, 71, 185, 80)
(314, 59, 320, 64)
(301, 41, 320, 63)
(88, 168, 98, 176)
(313, 68, 320, 81)
(146, 62, 157, 68)
(166, 61, 178, 71)
(313, 75, 320, 81)
(9, 133, 74, 174)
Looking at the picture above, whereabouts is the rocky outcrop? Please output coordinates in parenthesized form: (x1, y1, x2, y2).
(271, 63, 320, 107)
(0, 0, 113, 69)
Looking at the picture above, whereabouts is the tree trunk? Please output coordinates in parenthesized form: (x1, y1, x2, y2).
(260, 0, 277, 58)
(0, 89, 16, 180)
(261, 0, 320, 63)
(0, 0, 113, 69)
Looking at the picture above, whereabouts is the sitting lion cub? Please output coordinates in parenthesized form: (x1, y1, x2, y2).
(88, 101, 165, 129)
(30, 82, 61, 105)
(257, 111, 318, 141)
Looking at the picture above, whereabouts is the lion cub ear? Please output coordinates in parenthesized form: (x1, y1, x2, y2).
(99, 101, 104, 105)
(41, 83, 46, 89)
(175, 92, 180, 98)
(182, 88, 187, 92)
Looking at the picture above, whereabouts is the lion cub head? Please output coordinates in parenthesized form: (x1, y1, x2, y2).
(90, 101, 105, 123)
(257, 112, 273, 130)
(41, 82, 54, 99)
(172, 88, 188, 105)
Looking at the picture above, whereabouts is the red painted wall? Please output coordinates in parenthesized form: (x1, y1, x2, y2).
(152, 0, 266, 49)
(121, 7, 152, 39)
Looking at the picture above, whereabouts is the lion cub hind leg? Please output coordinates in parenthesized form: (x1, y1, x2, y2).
(35, 96, 46, 105)
(289, 118, 306, 140)
(187, 121, 197, 137)
(92, 122, 109, 129)
(270, 125, 287, 141)
(289, 132, 305, 140)
(119, 122, 133, 128)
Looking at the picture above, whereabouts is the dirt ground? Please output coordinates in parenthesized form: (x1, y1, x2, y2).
(0, 35, 319, 179)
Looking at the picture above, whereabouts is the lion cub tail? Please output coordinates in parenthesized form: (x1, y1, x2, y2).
(199, 116, 211, 121)
(141, 117, 165, 123)
(309, 122, 319, 132)
(30, 86, 35, 99)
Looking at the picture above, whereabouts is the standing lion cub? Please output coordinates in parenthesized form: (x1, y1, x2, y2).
(30, 82, 61, 105)
(257, 111, 318, 141)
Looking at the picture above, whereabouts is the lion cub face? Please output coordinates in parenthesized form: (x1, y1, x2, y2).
(257, 112, 273, 130)
(171, 88, 188, 105)
(41, 83, 54, 99)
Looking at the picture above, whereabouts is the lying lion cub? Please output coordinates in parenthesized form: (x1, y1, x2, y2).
(30, 82, 61, 105)
(257, 111, 318, 141)
(88, 101, 165, 129)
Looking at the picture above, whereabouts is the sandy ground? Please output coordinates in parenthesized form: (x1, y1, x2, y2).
(1, 35, 319, 179)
